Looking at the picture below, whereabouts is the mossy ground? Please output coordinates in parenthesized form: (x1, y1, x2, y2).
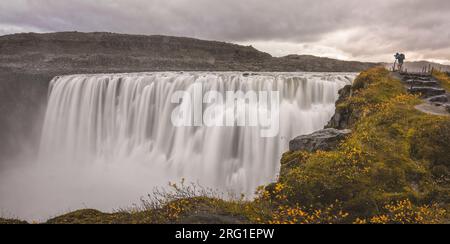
(2, 67, 449, 224)
(276, 67, 450, 223)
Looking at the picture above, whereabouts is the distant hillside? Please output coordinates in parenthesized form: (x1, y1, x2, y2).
(383, 61, 450, 72)
(0, 32, 377, 73)
(275, 55, 375, 72)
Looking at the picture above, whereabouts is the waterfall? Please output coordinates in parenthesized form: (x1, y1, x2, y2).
(0, 72, 354, 220)
(39, 72, 353, 195)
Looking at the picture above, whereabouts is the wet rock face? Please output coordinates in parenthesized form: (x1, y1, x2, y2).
(337, 84, 352, 102)
(326, 107, 351, 129)
(0, 69, 51, 165)
(289, 128, 352, 152)
(326, 85, 352, 129)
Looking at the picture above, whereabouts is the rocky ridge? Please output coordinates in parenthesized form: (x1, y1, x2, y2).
(0, 32, 377, 74)
(288, 83, 355, 155)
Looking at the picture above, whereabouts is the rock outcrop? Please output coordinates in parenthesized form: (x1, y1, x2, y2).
(291, 83, 354, 152)
(326, 85, 352, 129)
(289, 128, 352, 152)
(336, 84, 352, 103)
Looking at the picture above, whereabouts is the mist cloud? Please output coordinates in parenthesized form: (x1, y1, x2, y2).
(1, 0, 449, 63)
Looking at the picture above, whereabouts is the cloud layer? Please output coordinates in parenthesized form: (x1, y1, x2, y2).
(1, 0, 449, 63)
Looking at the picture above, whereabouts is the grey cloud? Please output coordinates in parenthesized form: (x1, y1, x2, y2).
(0, 0, 449, 61)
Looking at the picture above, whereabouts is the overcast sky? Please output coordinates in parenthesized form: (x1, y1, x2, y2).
(1, 0, 449, 64)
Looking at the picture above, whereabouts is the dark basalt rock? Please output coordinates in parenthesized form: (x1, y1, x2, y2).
(289, 128, 352, 152)
(408, 87, 446, 98)
(404, 79, 439, 87)
(401, 74, 432, 80)
(326, 107, 351, 129)
(428, 94, 449, 103)
(337, 84, 352, 102)
(326, 85, 352, 129)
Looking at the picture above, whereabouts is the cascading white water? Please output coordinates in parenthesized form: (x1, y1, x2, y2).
(0, 72, 355, 220)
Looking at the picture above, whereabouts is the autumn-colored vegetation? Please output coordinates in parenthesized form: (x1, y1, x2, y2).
(354, 199, 447, 224)
(432, 70, 450, 92)
(273, 67, 450, 223)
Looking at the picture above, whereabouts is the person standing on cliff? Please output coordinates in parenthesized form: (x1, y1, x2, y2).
(394, 53, 406, 72)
